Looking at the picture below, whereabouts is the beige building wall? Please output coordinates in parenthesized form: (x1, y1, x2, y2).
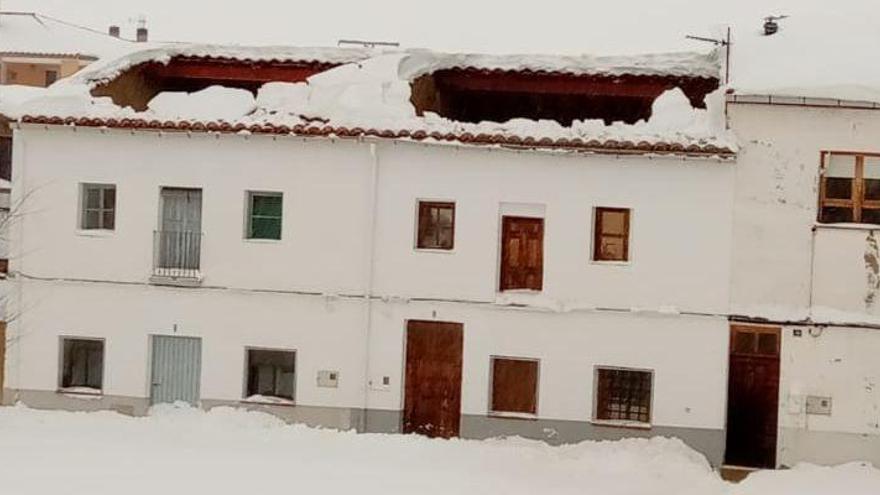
(1, 57, 87, 87)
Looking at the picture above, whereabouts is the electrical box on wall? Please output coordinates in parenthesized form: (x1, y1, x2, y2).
(805, 395, 832, 415)
(317, 370, 339, 388)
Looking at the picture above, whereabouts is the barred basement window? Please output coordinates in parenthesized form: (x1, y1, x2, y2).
(819, 152, 880, 224)
(490, 357, 539, 416)
(593, 207, 630, 262)
(247, 192, 283, 240)
(246, 349, 296, 401)
(60, 338, 104, 392)
(595, 367, 652, 424)
(80, 183, 116, 230)
(417, 201, 455, 250)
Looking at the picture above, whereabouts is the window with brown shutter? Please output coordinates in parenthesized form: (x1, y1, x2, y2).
(819, 152, 880, 224)
(417, 201, 455, 250)
(490, 357, 539, 415)
(595, 367, 652, 424)
(593, 207, 630, 262)
(500, 216, 544, 291)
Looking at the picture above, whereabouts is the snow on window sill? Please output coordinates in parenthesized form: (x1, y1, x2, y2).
(590, 419, 652, 430)
(488, 411, 538, 421)
(590, 259, 632, 267)
(814, 222, 880, 232)
(75, 229, 116, 238)
(243, 237, 283, 244)
(241, 395, 296, 407)
(57, 387, 103, 399)
(414, 247, 456, 255)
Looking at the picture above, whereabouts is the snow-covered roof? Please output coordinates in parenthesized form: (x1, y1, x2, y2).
(14, 45, 736, 157)
(729, 13, 880, 104)
(400, 51, 719, 80)
(0, 84, 47, 119)
(0, 11, 134, 60)
(68, 43, 377, 87)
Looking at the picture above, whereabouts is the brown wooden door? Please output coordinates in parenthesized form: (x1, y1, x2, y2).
(725, 324, 781, 468)
(500, 216, 544, 291)
(403, 320, 463, 438)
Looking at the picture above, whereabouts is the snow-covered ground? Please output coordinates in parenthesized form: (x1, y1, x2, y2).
(0, 405, 876, 495)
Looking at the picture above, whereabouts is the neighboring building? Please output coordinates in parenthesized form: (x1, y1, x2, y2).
(3, 45, 737, 466)
(0, 11, 135, 88)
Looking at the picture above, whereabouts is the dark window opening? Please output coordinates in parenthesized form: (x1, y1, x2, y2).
(45, 70, 58, 86)
(595, 367, 652, 424)
(417, 201, 455, 250)
(0, 136, 11, 181)
(61, 338, 104, 391)
(246, 349, 296, 400)
(410, 70, 718, 126)
(491, 357, 538, 415)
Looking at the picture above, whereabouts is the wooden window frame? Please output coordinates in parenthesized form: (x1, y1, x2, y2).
(593, 366, 653, 426)
(730, 324, 780, 357)
(415, 200, 456, 251)
(57, 336, 105, 394)
(242, 347, 297, 403)
(79, 183, 116, 231)
(245, 191, 283, 240)
(488, 356, 540, 418)
(818, 151, 880, 224)
(593, 207, 631, 262)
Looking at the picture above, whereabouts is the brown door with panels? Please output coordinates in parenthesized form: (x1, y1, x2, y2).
(403, 320, 463, 438)
(500, 216, 544, 291)
(725, 324, 781, 468)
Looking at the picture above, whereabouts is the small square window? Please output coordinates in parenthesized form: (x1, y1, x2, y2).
(417, 201, 455, 250)
(247, 192, 283, 240)
(80, 183, 116, 230)
(593, 207, 630, 262)
(45, 70, 58, 86)
(595, 367, 652, 424)
(491, 357, 539, 415)
(60, 338, 104, 392)
(246, 349, 296, 400)
(818, 152, 880, 225)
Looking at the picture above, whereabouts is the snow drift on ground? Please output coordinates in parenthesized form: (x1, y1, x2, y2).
(0, 405, 877, 495)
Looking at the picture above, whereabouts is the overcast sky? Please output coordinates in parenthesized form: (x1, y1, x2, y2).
(6, 0, 877, 54)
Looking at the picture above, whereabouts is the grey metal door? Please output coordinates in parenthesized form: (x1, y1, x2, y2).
(150, 335, 202, 405)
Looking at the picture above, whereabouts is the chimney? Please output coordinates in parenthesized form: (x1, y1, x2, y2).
(136, 18, 148, 42)
(108, 25, 120, 38)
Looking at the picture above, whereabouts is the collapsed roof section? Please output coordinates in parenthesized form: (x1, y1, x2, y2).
(15, 45, 735, 157)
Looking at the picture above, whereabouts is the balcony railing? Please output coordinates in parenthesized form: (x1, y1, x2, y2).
(152, 230, 202, 282)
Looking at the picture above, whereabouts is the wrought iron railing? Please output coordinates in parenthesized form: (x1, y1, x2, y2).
(153, 230, 202, 279)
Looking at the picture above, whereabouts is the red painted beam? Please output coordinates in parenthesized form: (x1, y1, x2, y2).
(147, 58, 338, 84)
(433, 70, 716, 98)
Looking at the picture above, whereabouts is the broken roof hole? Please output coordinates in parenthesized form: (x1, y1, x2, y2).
(410, 69, 719, 126)
(91, 56, 342, 111)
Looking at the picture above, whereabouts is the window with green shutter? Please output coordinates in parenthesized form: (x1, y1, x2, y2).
(247, 192, 283, 240)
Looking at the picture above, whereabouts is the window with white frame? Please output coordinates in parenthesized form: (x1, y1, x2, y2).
(80, 183, 116, 230)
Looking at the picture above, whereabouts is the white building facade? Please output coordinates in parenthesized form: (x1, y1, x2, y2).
(727, 97, 880, 468)
(5, 122, 735, 465)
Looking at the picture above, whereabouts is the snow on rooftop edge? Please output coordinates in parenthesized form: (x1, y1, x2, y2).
(399, 49, 721, 80)
(67, 43, 380, 87)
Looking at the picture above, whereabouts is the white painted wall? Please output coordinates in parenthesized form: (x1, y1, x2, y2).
(729, 102, 880, 465)
(6, 125, 734, 435)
